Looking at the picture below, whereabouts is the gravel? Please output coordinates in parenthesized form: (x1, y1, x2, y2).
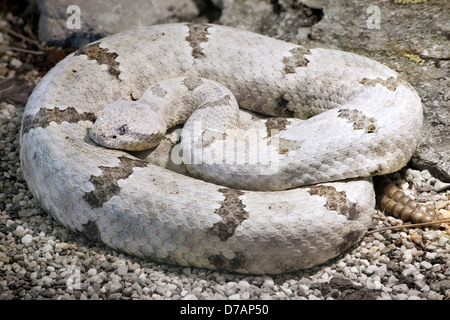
(0, 11, 449, 301)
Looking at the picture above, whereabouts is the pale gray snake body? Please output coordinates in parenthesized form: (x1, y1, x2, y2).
(20, 23, 423, 274)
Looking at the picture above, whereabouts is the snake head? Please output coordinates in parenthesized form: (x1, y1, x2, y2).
(89, 100, 166, 151)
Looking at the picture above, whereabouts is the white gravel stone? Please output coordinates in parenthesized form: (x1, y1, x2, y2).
(10, 58, 22, 68)
(228, 293, 241, 300)
(117, 264, 128, 275)
(425, 252, 437, 260)
(238, 280, 250, 289)
(262, 276, 274, 288)
(438, 237, 448, 247)
(41, 244, 52, 252)
(20, 234, 33, 245)
(393, 284, 409, 293)
(87, 268, 97, 277)
(426, 291, 443, 300)
(14, 225, 25, 237)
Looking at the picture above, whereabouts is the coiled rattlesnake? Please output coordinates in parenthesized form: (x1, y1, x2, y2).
(20, 23, 423, 274)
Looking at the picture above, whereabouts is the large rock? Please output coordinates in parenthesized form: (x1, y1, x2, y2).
(35, 0, 450, 181)
(37, 0, 201, 47)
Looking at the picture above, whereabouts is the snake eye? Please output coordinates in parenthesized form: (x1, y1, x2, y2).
(118, 124, 128, 135)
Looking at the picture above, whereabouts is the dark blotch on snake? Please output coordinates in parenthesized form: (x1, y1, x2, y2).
(199, 95, 232, 110)
(83, 156, 148, 208)
(337, 108, 377, 134)
(210, 188, 248, 241)
(307, 185, 359, 220)
(182, 77, 203, 91)
(273, 97, 295, 117)
(336, 230, 365, 253)
(360, 76, 403, 92)
(150, 83, 168, 98)
(265, 118, 289, 137)
(75, 43, 121, 79)
(186, 23, 210, 59)
(79, 220, 102, 241)
(283, 46, 310, 74)
(209, 252, 249, 272)
(21, 107, 96, 135)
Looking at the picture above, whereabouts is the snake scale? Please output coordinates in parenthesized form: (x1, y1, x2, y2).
(20, 23, 424, 274)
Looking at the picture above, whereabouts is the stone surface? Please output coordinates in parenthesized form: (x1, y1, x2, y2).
(37, 0, 201, 47)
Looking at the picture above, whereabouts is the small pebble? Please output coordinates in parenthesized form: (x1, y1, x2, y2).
(116, 264, 128, 275)
(14, 225, 25, 237)
(409, 230, 422, 245)
(21, 234, 33, 245)
(425, 252, 437, 260)
(420, 261, 432, 270)
(87, 268, 97, 277)
(10, 58, 22, 68)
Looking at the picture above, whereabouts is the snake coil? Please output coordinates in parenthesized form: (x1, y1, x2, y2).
(20, 23, 424, 274)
